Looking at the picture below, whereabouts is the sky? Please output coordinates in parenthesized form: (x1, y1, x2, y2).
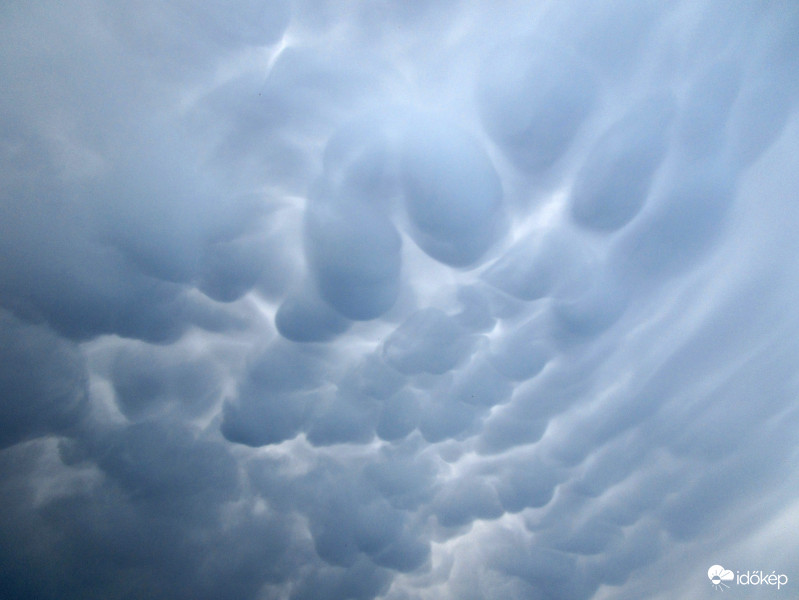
(1, 1, 799, 599)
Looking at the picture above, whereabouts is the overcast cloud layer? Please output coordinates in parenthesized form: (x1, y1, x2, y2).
(2, 1, 799, 599)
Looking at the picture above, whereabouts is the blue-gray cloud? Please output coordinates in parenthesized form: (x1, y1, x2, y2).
(2, 1, 799, 599)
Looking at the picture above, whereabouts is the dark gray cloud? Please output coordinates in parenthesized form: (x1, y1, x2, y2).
(0, 311, 88, 449)
(2, 1, 799, 599)
(306, 185, 402, 320)
(109, 340, 223, 420)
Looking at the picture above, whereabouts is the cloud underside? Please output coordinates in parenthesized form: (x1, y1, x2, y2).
(1, 1, 799, 599)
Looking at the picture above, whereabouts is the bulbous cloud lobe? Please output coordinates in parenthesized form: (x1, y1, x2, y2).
(400, 115, 507, 267)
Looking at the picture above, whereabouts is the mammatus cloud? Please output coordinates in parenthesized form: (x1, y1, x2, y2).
(2, 1, 799, 599)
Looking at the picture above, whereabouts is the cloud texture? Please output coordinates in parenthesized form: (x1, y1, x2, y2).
(2, 1, 799, 599)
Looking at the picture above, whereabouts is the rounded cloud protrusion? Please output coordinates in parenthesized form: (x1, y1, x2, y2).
(305, 190, 402, 321)
(481, 230, 586, 302)
(570, 94, 675, 231)
(275, 280, 351, 342)
(220, 341, 329, 447)
(477, 37, 599, 172)
(400, 116, 506, 267)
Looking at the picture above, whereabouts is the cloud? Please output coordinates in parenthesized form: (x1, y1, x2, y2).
(400, 114, 507, 267)
(109, 339, 224, 420)
(221, 339, 330, 446)
(275, 279, 352, 342)
(0, 310, 88, 449)
(383, 308, 479, 376)
(569, 93, 675, 231)
(305, 185, 403, 320)
(477, 36, 599, 173)
(2, 1, 799, 599)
